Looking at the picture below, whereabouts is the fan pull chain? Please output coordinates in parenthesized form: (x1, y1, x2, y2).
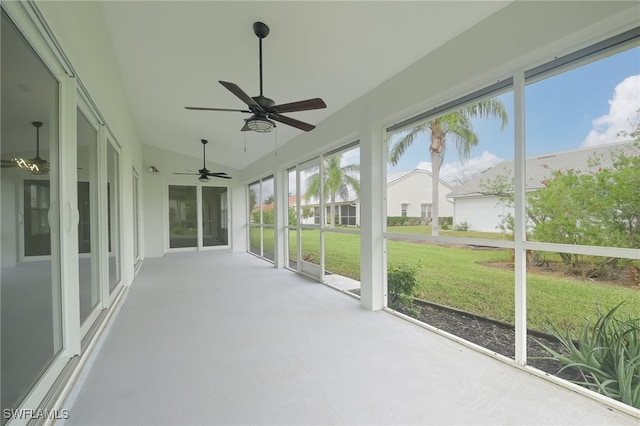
(244, 132, 247, 153)
(274, 127, 278, 157)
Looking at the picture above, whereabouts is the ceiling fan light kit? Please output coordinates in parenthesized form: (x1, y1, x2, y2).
(246, 116, 275, 133)
(185, 21, 326, 133)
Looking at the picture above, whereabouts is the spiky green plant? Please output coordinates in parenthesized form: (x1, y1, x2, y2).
(537, 303, 640, 408)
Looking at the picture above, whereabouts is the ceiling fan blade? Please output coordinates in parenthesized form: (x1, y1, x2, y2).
(271, 98, 327, 114)
(271, 114, 316, 132)
(185, 106, 251, 113)
(173, 172, 198, 175)
(219, 81, 263, 112)
(207, 173, 232, 179)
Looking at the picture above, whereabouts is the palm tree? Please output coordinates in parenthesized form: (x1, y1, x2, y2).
(305, 153, 360, 228)
(388, 99, 508, 235)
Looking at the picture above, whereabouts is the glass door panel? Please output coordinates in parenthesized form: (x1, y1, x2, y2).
(107, 141, 121, 293)
(1, 9, 63, 415)
(202, 186, 228, 247)
(77, 109, 99, 324)
(168, 185, 197, 248)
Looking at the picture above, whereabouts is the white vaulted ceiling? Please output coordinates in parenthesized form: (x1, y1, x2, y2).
(95, 1, 512, 170)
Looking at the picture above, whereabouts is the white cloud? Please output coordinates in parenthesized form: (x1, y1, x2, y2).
(417, 150, 504, 185)
(582, 74, 640, 147)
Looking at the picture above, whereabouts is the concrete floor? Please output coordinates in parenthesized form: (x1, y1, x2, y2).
(62, 250, 636, 425)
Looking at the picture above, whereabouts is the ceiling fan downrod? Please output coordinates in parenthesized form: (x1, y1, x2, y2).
(253, 22, 269, 98)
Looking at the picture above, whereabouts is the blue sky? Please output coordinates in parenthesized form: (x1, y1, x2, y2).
(387, 46, 640, 184)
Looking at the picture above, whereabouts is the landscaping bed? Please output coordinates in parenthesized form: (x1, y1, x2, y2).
(347, 290, 583, 382)
(397, 299, 583, 381)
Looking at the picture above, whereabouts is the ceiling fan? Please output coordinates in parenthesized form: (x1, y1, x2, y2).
(185, 21, 326, 133)
(1, 121, 49, 175)
(173, 139, 231, 181)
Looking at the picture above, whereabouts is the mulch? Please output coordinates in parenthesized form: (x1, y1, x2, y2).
(394, 299, 583, 382)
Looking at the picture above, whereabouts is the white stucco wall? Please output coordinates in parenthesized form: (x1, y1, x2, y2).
(452, 195, 513, 233)
(386, 171, 453, 218)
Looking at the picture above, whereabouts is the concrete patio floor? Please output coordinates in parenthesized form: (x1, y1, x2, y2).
(61, 250, 636, 425)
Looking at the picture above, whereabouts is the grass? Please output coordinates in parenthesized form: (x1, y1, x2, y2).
(386, 225, 511, 240)
(252, 226, 639, 337)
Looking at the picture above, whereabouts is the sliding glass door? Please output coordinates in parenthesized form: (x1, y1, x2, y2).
(202, 186, 228, 247)
(1, 9, 63, 417)
(168, 184, 229, 250)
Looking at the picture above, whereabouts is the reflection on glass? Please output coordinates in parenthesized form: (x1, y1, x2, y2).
(1, 9, 63, 415)
(169, 185, 197, 248)
(23, 180, 51, 256)
(202, 186, 228, 247)
(77, 110, 99, 323)
(107, 142, 121, 292)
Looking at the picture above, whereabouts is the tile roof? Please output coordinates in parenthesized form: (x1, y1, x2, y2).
(447, 140, 639, 198)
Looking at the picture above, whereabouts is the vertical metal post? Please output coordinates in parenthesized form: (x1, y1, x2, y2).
(513, 71, 528, 365)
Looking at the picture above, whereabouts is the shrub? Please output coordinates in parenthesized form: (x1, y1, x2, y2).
(454, 221, 470, 231)
(439, 216, 453, 226)
(537, 303, 640, 408)
(387, 262, 419, 310)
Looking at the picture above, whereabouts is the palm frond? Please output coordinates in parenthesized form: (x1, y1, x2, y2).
(388, 125, 425, 166)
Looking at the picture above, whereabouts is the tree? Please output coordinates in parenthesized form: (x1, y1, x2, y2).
(530, 150, 640, 251)
(388, 99, 508, 235)
(305, 153, 360, 228)
(484, 143, 640, 275)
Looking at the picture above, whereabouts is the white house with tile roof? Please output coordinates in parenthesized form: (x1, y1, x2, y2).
(447, 141, 639, 232)
(386, 169, 454, 219)
(300, 168, 454, 225)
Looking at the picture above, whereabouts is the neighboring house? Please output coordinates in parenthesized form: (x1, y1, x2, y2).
(447, 141, 639, 232)
(300, 168, 454, 226)
(386, 169, 454, 220)
(300, 189, 359, 226)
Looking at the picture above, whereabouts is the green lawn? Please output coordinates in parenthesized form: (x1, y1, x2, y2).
(387, 225, 511, 240)
(253, 226, 639, 336)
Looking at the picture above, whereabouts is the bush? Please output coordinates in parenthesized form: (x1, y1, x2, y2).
(387, 216, 422, 226)
(387, 262, 419, 310)
(439, 216, 453, 226)
(453, 221, 470, 231)
(537, 303, 640, 408)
